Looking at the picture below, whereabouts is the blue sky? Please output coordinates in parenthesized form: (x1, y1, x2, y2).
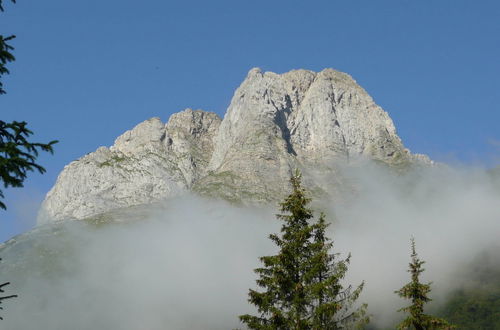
(1, 0, 499, 241)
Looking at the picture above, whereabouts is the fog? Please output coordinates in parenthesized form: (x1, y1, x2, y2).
(1, 161, 499, 329)
(322, 161, 500, 326)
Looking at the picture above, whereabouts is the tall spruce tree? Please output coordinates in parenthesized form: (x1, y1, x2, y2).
(239, 170, 368, 329)
(395, 238, 455, 330)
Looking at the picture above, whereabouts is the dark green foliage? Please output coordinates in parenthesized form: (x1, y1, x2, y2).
(1, 0, 55, 318)
(0, 121, 58, 210)
(0, 0, 16, 95)
(0, 34, 15, 95)
(436, 251, 500, 329)
(0, 0, 58, 210)
(438, 289, 500, 329)
(240, 170, 368, 329)
(0, 0, 19, 321)
(395, 238, 455, 329)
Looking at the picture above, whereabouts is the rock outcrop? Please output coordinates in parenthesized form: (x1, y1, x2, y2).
(194, 68, 419, 202)
(38, 110, 221, 223)
(39, 68, 430, 223)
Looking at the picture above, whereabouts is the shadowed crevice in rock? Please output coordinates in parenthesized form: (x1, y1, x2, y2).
(274, 96, 296, 156)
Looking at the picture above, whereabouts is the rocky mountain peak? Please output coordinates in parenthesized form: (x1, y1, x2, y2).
(38, 68, 429, 223)
(210, 67, 406, 170)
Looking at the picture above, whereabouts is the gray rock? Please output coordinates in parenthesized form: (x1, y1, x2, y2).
(195, 68, 428, 202)
(39, 68, 430, 223)
(39, 109, 221, 223)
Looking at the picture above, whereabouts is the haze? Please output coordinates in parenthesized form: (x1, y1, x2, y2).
(1, 161, 498, 329)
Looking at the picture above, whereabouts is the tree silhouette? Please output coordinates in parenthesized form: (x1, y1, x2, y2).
(0, 0, 58, 210)
(0, 259, 17, 320)
(1, 0, 56, 320)
(0, 0, 15, 13)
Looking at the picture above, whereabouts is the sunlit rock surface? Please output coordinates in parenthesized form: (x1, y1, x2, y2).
(39, 68, 430, 223)
(39, 110, 221, 222)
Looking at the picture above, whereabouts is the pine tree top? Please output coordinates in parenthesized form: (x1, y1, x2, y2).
(395, 238, 455, 330)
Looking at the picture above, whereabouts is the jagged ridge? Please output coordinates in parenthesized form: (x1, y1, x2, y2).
(39, 68, 430, 223)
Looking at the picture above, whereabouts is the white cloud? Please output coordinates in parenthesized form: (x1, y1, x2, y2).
(1, 162, 499, 329)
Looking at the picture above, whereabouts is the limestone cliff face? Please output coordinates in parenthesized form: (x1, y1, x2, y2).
(210, 68, 406, 167)
(38, 110, 221, 223)
(194, 68, 417, 202)
(39, 68, 429, 223)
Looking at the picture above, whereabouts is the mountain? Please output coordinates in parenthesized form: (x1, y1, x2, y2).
(2, 69, 498, 329)
(38, 68, 430, 223)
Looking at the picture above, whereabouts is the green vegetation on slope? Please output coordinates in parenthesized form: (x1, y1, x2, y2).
(436, 250, 500, 329)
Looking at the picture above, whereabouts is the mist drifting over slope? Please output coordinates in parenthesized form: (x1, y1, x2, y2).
(1, 161, 499, 329)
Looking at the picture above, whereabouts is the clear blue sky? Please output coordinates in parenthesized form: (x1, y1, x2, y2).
(1, 0, 499, 242)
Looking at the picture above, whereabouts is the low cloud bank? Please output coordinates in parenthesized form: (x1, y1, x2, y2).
(1, 161, 499, 329)
(326, 162, 500, 326)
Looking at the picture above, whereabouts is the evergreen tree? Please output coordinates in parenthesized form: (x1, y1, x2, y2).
(0, 120, 57, 210)
(395, 238, 455, 330)
(0, 1, 19, 321)
(0, 0, 58, 210)
(1, 0, 53, 320)
(0, 0, 16, 95)
(240, 170, 368, 329)
(0, 32, 15, 96)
